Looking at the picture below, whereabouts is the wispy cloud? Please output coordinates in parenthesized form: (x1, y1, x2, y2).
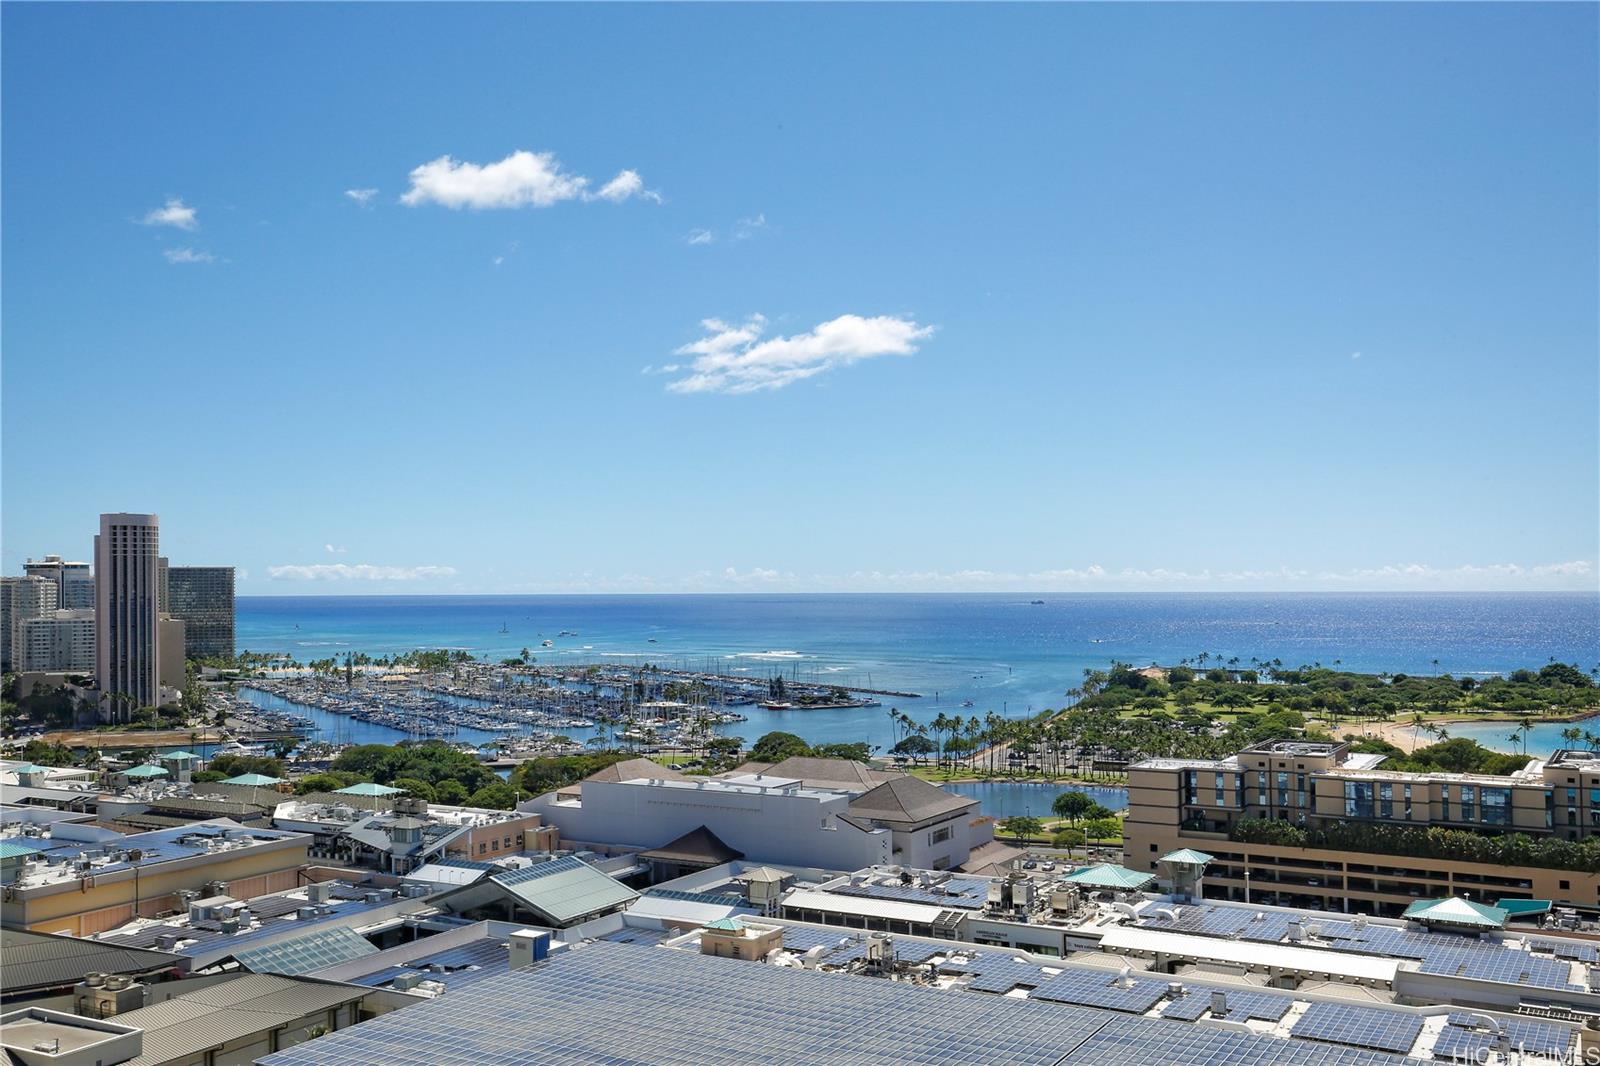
(733, 213, 768, 240)
(344, 187, 379, 207)
(484, 559, 1598, 594)
(324, 543, 348, 554)
(686, 214, 769, 246)
(399, 150, 656, 210)
(163, 247, 216, 264)
(664, 312, 933, 395)
(593, 169, 661, 204)
(268, 563, 457, 581)
(140, 197, 198, 230)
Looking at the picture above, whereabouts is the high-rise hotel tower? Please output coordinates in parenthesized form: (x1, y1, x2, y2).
(94, 512, 162, 718)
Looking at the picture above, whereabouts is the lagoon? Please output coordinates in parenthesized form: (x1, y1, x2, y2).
(944, 780, 1127, 820)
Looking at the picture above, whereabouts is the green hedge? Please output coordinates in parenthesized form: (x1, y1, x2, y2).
(1230, 817, 1600, 874)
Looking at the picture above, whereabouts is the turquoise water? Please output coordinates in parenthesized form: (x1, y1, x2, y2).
(1437, 718, 1599, 758)
(944, 781, 1128, 819)
(237, 592, 1598, 753)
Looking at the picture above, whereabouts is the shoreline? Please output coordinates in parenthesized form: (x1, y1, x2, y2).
(1345, 708, 1600, 754)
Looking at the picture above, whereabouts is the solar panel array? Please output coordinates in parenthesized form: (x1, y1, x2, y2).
(1417, 946, 1578, 989)
(492, 854, 587, 886)
(258, 940, 1420, 1066)
(594, 926, 674, 946)
(645, 888, 749, 908)
(1029, 969, 1169, 1013)
(830, 876, 990, 910)
(780, 926, 855, 953)
(349, 937, 509, 993)
(1530, 937, 1600, 963)
(1136, 902, 1585, 991)
(234, 925, 378, 976)
(1290, 1003, 1424, 1055)
(965, 955, 1050, 993)
(1429, 1013, 1576, 1061)
(1158, 988, 1293, 1023)
(1075, 1016, 1416, 1066)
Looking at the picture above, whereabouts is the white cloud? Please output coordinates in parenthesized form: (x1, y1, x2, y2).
(324, 544, 347, 554)
(686, 228, 715, 246)
(163, 247, 216, 264)
(344, 187, 379, 207)
(268, 563, 457, 581)
(1351, 351, 1362, 360)
(141, 197, 197, 230)
(415, 557, 1598, 595)
(733, 213, 768, 240)
(399, 150, 655, 210)
(665, 312, 932, 395)
(593, 169, 661, 204)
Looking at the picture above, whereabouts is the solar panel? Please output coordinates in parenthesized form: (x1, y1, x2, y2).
(965, 956, 1048, 993)
(1159, 988, 1292, 1023)
(1136, 902, 1587, 992)
(830, 877, 991, 910)
(257, 941, 1420, 1066)
(1429, 1013, 1576, 1061)
(1078, 1016, 1415, 1066)
(1530, 937, 1600, 963)
(1290, 1003, 1423, 1055)
(645, 888, 748, 908)
(1029, 969, 1168, 1013)
(493, 855, 587, 886)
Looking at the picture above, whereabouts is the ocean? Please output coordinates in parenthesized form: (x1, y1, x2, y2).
(237, 593, 1599, 754)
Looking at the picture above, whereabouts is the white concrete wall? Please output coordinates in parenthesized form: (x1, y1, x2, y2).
(891, 811, 992, 871)
(527, 781, 892, 871)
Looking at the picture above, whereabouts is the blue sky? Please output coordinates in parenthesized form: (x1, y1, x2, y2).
(3, 4, 1596, 594)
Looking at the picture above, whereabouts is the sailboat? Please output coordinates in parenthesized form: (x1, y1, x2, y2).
(499, 622, 510, 634)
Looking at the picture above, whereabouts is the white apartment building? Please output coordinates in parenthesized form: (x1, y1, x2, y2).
(23, 554, 95, 610)
(2, 575, 58, 674)
(16, 610, 96, 673)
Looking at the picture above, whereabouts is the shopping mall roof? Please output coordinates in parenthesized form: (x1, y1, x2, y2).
(257, 939, 1420, 1066)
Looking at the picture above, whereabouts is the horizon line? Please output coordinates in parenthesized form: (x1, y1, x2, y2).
(235, 588, 1600, 598)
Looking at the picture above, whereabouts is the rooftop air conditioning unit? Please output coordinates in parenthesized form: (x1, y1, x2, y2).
(392, 972, 425, 991)
(296, 906, 318, 921)
(307, 882, 333, 904)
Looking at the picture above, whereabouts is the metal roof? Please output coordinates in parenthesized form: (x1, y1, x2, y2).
(114, 973, 366, 1066)
(220, 773, 285, 786)
(1401, 897, 1508, 929)
(1059, 863, 1156, 890)
(1158, 848, 1215, 865)
(484, 856, 638, 925)
(0, 929, 185, 995)
(120, 764, 170, 777)
(336, 782, 403, 796)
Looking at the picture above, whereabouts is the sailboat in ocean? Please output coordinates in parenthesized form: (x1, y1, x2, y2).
(499, 622, 510, 634)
